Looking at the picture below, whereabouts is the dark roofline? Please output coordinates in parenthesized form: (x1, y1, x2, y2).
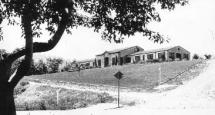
(129, 46, 185, 56)
(96, 46, 143, 56)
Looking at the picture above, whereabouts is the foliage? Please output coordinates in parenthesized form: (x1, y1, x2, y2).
(0, 0, 187, 43)
(61, 61, 73, 72)
(32, 59, 48, 75)
(204, 54, 212, 60)
(46, 57, 63, 73)
(193, 54, 199, 60)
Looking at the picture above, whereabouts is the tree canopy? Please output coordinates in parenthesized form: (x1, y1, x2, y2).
(0, 0, 187, 43)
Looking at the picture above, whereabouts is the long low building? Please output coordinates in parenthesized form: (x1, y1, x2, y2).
(96, 46, 144, 68)
(77, 45, 190, 69)
(129, 46, 190, 63)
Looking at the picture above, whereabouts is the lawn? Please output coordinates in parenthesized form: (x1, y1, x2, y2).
(27, 60, 206, 89)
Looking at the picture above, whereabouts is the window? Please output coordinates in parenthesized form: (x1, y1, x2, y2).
(147, 54, 153, 60)
(169, 52, 175, 60)
(126, 57, 131, 63)
(183, 54, 189, 60)
(142, 55, 145, 61)
(112, 57, 117, 65)
(135, 56, 141, 62)
(98, 60, 101, 67)
(158, 52, 165, 61)
(176, 53, 182, 59)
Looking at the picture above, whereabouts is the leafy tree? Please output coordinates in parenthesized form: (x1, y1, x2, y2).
(0, 0, 187, 114)
(61, 61, 73, 72)
(32, 59, 48, 75)
(46, 57, 63, 73)
(204, 54, 212, 60)
(193, 54, 199, 60)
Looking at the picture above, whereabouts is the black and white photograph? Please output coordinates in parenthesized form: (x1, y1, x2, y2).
(0, 0, 215, 115)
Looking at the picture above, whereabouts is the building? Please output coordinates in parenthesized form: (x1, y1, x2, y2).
(129, 46, 190, 63)
(78, 59, 96, 69)
(96, 46, 144, 67)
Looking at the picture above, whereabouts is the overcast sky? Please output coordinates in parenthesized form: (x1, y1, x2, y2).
(0, 0, 215, 61)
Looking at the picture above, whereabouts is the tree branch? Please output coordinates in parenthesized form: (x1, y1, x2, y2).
(7, 14, 69, 64)
(8, 12, 69, 88)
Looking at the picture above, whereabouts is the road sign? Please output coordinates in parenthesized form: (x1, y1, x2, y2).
(114, 71, 123, 80)
(114, 71, 124, 108)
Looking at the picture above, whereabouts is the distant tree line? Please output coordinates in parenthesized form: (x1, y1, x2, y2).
(8, 57, 80, 76)
(192, 53, 212, 60)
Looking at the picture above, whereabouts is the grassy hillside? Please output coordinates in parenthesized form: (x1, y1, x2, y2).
(27, 60, 206, 89)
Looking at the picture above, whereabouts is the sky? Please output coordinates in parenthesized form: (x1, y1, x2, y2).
(0, 0, 215, 61)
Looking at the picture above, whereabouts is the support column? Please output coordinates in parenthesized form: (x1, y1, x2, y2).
(165, 51, 168, 61)
(145, 54, 148, 61)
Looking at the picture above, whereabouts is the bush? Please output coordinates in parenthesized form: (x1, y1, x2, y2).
(20, 81, 29, 86)
(61, 61, 73, 72)
(14, 81, 29, 96)
(193, 54, 199, 60)
(204, 54, 212, 59)
(46, 57, 63, 73)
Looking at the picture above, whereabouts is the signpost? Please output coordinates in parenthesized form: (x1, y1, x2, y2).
(158, 64, 161, 85)
(114, 71, 124, 108)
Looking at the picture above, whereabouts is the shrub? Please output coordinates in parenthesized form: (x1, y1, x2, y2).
(20, 81, 29, 86)
(193, 54, 199, 60)
(14, 81, 29, 96)
(204, 54, 212, 60)
(46, 57, 63, 73)
(39, 101, 46, 110)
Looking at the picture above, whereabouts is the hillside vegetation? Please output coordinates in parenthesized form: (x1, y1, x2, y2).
(27, 60, 206, 90)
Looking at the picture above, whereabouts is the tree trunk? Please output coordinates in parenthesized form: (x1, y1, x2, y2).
(0, 61, 16, 115)
(0, 81, 16, 115)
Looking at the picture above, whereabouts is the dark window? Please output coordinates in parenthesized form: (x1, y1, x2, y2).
(126, 57, 131, 63)
(169, 52, 175, 60)
(176, 53, 182, 60)
(183, 54, 189, 60)
(158, 52, 165, 61)
(112, 57, 116, 65)
(98, 60, 101, 67)
(135, 56, 141, 62)
(142, 55, 145, 61)
(104, 57, 109, 67)
(147, 54, 153, 60)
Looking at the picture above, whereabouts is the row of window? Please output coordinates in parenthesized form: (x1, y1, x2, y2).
(134, 52, 189, 62)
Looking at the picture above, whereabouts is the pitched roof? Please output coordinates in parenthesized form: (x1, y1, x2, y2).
(130, 46, 178, 56)
(96, 46, 143, 56)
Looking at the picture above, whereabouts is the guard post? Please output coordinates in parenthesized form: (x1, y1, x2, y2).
(114, 71, 124, 108)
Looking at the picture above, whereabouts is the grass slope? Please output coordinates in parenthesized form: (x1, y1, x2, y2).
(15, 82, 115, 111)
(28, 60, 205, 89)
